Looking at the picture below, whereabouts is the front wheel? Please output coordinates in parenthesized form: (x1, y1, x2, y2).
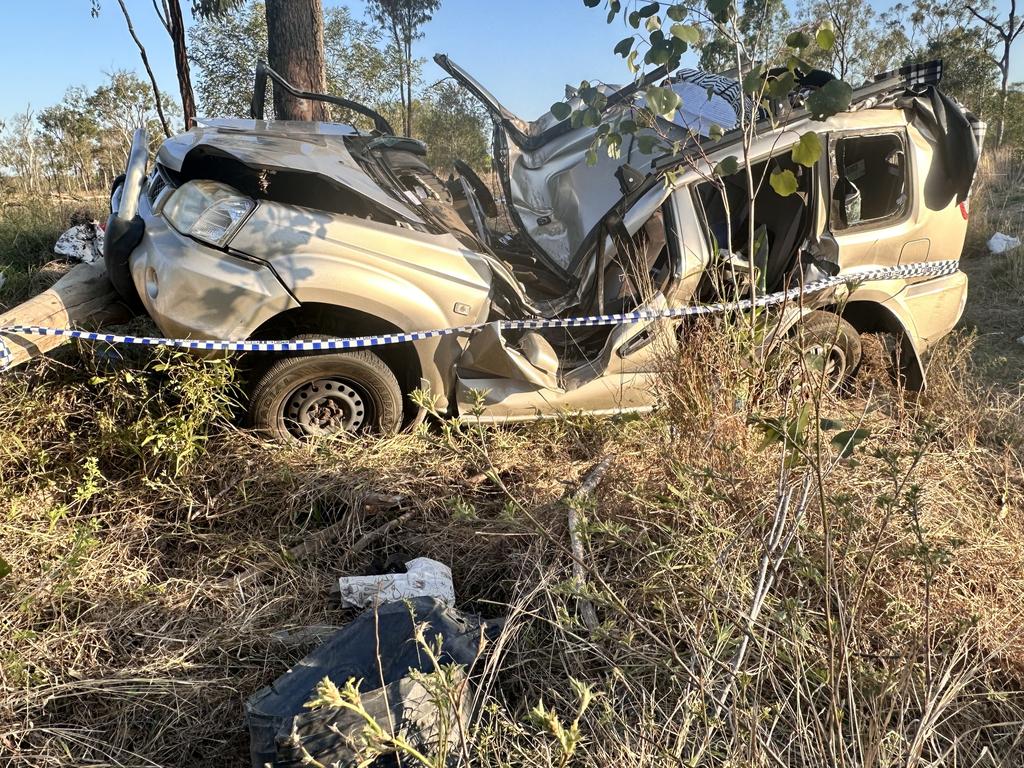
(248, 351, 403, 440)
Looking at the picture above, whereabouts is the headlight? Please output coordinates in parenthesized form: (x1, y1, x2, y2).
(163, 180, 255, 247)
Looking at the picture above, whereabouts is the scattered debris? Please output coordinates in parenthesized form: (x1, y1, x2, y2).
(0, 270, 5, 292)
(246, 597, 490, 768)
(338, 557, 455, 608)
(53, 222, 104, 264)
(567, 455, 616, 632)
(988, 232, 1021, 254)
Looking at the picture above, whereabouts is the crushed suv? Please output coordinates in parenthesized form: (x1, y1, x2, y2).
(104, 56, 982, 440)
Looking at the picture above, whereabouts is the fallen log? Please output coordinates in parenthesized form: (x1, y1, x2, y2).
(0, 261, 128, 370)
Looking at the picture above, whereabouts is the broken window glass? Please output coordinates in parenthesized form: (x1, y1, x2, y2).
(831, 133, 908, 229)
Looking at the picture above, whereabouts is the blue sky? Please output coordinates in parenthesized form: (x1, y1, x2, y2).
(0, 0, 639, 121)
(0, 0, 1020, 121)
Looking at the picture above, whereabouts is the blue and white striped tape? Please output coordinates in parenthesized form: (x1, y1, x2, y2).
(0, 260, 960, 372)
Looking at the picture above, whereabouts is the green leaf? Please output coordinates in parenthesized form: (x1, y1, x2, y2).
(646, 39, 674, 65)
(0, 555, 10, 580)
(666, 4, 688, 21)
(786, 29, 813, 49)
(637, 2, 660, 17)
(708, 123, 724, 140)
(714, 155, 740, 177)
(605, 131, 623, 158)
(832, 428, 871, 458)
(551, 102, 572, 121)
(645, 85, 681, 118)
(583, 0, 601, 6)
(618, 118, 638, 134)
(791, 131, 822, 167)
(741, 65, 765, 95)
(626, 49, 640, 73)
(636, 134, 661, 154)
(768, 70, 796, 99)
(645, 14, 662, 31)
(806, 79, 853, 120)
(816, 22, 836, 51)
(787, 54, 813, 73)
(614, 36, 634, 57)
(670, 23, 700, 44)
(706, 0, 731, 22)
(770, 169, 798, 196)
(819, 417, 844, 431)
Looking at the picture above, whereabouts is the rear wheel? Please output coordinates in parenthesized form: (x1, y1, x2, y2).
(248, 351, 403, 440)
(784, 311, 863, 396)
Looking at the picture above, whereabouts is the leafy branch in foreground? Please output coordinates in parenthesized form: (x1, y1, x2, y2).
(562, 1, 848, 195)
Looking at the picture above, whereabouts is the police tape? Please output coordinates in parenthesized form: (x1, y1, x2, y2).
(0, 259, 960, 372)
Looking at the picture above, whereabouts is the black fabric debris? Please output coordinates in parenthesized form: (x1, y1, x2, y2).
(246, 598, 491, 768)
(900, 85, 985, 210)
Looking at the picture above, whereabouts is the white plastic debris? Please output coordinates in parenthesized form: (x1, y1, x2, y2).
(987, 232, 1021, 255)
(337, 557, 455, 609)
(54, 222, 105, 264)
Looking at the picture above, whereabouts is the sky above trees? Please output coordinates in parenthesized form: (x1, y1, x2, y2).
(1, 0, 638, 121)
(1, 0, 1021, 123)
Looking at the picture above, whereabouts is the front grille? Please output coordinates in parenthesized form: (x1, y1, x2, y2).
(146, 165, 175, 212)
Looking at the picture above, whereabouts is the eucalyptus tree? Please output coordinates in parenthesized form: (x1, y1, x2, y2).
(967, 0, 1024, 145)
(366, 0, 441, 136)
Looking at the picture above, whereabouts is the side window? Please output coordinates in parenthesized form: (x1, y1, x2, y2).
(691, 153, 813, 293)
(831, 132, 909, 230)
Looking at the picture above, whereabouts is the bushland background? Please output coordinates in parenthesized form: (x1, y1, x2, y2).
(1, 0, 1024, 765)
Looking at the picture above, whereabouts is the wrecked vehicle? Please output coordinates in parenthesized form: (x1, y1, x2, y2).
(104, 56, 981, 439)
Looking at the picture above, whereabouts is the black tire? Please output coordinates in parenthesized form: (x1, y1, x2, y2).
(248, 350, 403, 440)
(787, 311, 863, 395)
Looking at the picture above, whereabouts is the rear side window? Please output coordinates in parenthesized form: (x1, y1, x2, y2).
(831, 132, 909, 230)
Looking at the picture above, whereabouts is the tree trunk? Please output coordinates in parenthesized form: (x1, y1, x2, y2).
(997, 44, 1010, 146)
(167, 0, 197, 128)
(404, 39, 413, 136)
(265, 0, 329, 122)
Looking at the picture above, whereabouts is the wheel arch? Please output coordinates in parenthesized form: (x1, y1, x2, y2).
(248, 303, 431, 422)
(837, 300, 925, 390)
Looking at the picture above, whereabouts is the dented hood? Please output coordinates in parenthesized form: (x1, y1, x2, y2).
(156, 118, 424, 225)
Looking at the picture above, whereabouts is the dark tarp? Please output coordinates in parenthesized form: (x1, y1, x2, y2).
(246, 598, 491, 768)
(900, 85, 986, 210)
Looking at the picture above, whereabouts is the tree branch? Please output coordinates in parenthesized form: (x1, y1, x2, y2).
(966, 4, 1007, 36)
(151, 0, 171, 32)
(115, 0, 172, 138)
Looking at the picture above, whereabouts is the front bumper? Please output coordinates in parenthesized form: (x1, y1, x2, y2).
(129, 195, 299, 341)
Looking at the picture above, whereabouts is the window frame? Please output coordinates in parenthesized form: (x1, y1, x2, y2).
(828, 127, 913, 235)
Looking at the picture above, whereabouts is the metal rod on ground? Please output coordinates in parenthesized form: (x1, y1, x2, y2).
(569, 455, 616, 632)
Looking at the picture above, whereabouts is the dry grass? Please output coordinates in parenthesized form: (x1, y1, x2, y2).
(1, 177, 1024, 766)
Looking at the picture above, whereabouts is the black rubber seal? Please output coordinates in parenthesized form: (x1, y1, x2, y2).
(103, 213, 146, 312)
